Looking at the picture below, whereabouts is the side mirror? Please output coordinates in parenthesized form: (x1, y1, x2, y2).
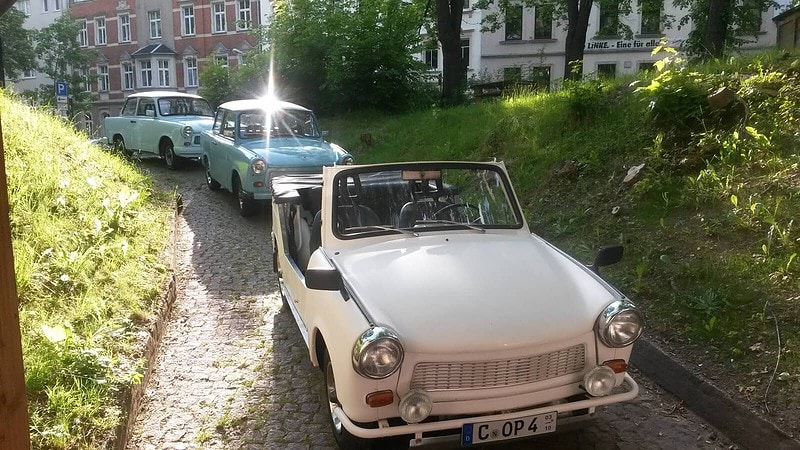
(589, 245, 624, 274)
(321, 130, 330, 140)
(306, 268, 343, 291)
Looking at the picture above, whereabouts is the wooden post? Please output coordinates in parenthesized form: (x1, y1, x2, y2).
(0, 117, 32, 448)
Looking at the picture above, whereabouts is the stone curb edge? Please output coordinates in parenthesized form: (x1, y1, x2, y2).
(113, 196, 182, 450)
(631, 338, 800, 450)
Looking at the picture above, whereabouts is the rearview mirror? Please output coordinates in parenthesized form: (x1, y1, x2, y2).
(306, 268, 343, 291)
(321, 130, 330, 139)
(589, 245, 624, 274)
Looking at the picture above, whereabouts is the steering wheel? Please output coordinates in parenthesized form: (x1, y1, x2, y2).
(432, 203, 481, 223)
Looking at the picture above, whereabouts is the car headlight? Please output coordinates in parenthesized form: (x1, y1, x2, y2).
(251, 159, 266, 174)
(182, 126, 193, 138)
(583, 365, 616, 396)
(341, 155, 355, 166)
(596, 299, 644, 348)
(352, 326, 403, 379)
(399, 389, 432, 423)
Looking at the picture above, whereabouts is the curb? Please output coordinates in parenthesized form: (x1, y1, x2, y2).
(631, 338, 800, 450)
(113, 197, 181, 450)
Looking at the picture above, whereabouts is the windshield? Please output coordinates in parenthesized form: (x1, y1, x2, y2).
(238, 109, 320, 140)
(333, 165, 523, 238)
(157, 97, 214, 117)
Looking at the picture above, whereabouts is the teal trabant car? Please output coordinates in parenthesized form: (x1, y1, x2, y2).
(200, 98, 354, 216)
(104, 91, 215, 169)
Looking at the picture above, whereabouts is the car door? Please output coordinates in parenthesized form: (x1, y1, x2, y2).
(207, 109, 236, 190)
(133, 97, 157, 154)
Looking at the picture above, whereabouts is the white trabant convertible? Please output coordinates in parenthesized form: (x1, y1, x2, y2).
(270, 161, 643, 449)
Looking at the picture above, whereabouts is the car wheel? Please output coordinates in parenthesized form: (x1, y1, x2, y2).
(162, 140, 182, 170)
(322, 351, 373, 450)
(233, 174, 259, 217)
(204, 157, 221, 191)
(112, 137, 132, 158)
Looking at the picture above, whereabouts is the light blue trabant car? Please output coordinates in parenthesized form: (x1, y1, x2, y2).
(200, 99, 354, 216)
(104, 91, 215, 169)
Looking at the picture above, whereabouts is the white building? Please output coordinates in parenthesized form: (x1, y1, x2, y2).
(9, 0, 67, 93)
(417, 1, 484, 82)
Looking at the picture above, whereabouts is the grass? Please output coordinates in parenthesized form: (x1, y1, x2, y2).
(2, 90, 174, 448)
(321, 50, 800, 413)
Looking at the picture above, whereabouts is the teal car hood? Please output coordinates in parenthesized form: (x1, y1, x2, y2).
(240, 137, 341, 166)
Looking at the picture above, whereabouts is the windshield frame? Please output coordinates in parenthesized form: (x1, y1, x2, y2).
(157, 96, 214, 117)
(330, 162, 525, 240)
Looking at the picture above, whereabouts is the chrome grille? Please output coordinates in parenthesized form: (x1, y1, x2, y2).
(411, 344, 586, 391)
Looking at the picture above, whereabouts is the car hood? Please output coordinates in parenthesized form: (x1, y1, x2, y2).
(332, 233, 618, 354)
(241, 137, 341, 166)
(164, 116, 215, 130)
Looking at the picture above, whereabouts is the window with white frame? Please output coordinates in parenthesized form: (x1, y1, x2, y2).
(182, 5, 196, 36)
(78, 20, 88, 47)
(212, 2, 227, 33)
(22, 69, 36, 79)
(504, 5, 522, 41)
(158, 59, 170, 87)
(95, 17, 107, 45)
(460, 39, 469, 68)
(424, 48, 438, 70)
(53, 0, 60, 11)
(140, 60, 153, 87)
(215, 53, 228, 67)
(149, 10, 162, 39)
(98, 64, 109, 91)
(85, 113, 93, 135)
(237, 1, 252, 30)
(122, 62, 134, 90)
(17, 0, 31, 16)
(82, 67, 91, 92)
(185, 57, 198, 87)
(119, 14, 131, 42)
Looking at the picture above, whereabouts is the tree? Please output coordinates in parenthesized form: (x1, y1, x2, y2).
(0, 8, 36, 84)
(32, 14, 94, 115)
(198, 60, 233, 108)
(437, 0, 467, 105)
(673, 0, 774, 58)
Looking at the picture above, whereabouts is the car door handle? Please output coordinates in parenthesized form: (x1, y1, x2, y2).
(130, 120, 136, 124)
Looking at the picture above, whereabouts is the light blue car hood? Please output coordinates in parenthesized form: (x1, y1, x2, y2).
(240, 137, 341, 166)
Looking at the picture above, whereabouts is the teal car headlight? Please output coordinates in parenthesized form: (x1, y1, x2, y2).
(181, 126, 193, 138)
(251, 159, 266, 174)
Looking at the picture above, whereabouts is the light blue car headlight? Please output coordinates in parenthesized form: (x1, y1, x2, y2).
(251, 159, 266, 174)
(182, 126, 193, 138)
(341, 155, 355, 166)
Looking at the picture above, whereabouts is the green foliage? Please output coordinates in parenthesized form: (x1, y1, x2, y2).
(269, 0, 433, 112)
(2, 90, 172, 448)
(0, 8, 37, 82)
(198, 60, 233, 108)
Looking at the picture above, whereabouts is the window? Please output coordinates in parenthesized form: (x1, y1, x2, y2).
(182, 5, 196, 36)
(22, 69, 36, 79)
(640, 1, 661, 35)
(215, 53, 229, 67)
(461, 39, 470, 68)
(185, 57, 198, 87)
(82, 67, 91, 92)
(534, 7, 553, 39)
(140, 60, 153, 87)
(638, 61, 656, 72)
(84, 113, 93, 135)
(119, 14, 131, 43)
(530, 66, 551, 89)
(43, 0, 61, 12)
(95, 17, 107, 45)
(137, 98, 155, 116)
(504, 67, 522, 81)
(122, 62, 134, 90)
(98, 64, 109, 91)
(53, 0, 60, 11)
(78, 20, 88, 47)
(17, 0, 31, 16)
(424, 48, 438, 70)
(237, 0, 252, 30)
(121, 98, 138, 116)
(599, 4, 620, 36)
(149, 10, 162, 39)
(213, 2, 227, 33)
(505, 5, 523, 41)
(157, 60, 170, 87)
(739, 0, 763, 34)
(597, 63, 617, 78)
(42, 0, 48, 12)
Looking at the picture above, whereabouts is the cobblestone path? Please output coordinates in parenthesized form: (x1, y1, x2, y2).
(126, 159, 736, 450)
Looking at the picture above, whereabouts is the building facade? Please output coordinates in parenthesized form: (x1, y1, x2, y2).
(11, 0, 67, 93)
(774, 5, 800, 49)
(68, 0, 268, 137)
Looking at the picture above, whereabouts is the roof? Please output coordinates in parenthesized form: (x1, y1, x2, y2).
(218, 98, 312, 113)
(126, 91, 206, 99)
(132, 44, 178, 57)
(773, 4, 800, 22)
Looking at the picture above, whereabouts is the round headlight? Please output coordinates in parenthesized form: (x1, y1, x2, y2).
(352, 326, 403, 379)
(597, 300, 644, 348)
(182, 126, 193, 138)
(251, 159, 266, 174)
(399, 390, 432, 423)
(583, 365, 616, 397)
(341, 155, 355, 166)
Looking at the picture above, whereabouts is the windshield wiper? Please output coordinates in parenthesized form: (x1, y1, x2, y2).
(413, 219, 486, 233)
(345, 225, 419, 237)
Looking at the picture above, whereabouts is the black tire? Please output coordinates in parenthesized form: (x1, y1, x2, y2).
(204, 157, 221, 191)
(321, 351, 372, 450)
(233, 174, 259, 217)
(112, 136, 132, 158)
(162, 140, 182, 170)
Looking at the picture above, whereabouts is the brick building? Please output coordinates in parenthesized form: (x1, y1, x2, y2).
(68, 0, 267, 137)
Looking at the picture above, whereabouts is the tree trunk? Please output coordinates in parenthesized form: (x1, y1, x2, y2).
(437, 0, 465, 105)
(563, 0, 594, 80)
(704, 0, 731, 58)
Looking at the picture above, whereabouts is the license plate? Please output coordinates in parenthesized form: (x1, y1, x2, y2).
(461, 411, 557, 446)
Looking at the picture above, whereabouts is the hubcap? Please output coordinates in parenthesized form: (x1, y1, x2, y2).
(326, 361, 343, 434)
(165, 147, 173, 165)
